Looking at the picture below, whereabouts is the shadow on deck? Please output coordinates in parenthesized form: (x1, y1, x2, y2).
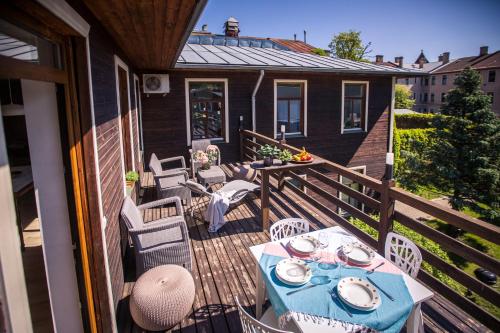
(117, 164, 491, 333)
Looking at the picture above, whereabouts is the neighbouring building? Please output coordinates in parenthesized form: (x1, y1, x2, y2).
(380, 47, 500, 115)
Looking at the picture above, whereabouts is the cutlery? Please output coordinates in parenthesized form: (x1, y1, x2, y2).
(366, 276, 395, 301)
(286, 284, 320, 295)
(330, 288, 353, 317)
(368, 262, 385, 274)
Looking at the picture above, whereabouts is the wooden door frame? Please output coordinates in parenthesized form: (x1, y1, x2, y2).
(0, 2, 114, 332)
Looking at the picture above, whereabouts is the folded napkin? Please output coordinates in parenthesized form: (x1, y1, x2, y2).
(259, 252, 414, 333)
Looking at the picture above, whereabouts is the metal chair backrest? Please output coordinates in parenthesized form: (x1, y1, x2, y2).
(235, 297, 291, 333)
(182, 180, 210, 197)
(191, 139, 211, 153)
(270, 218, 310, 242)
(385, 232, 422, 278)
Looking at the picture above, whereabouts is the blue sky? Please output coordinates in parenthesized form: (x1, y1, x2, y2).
(195, 0, 500, 63)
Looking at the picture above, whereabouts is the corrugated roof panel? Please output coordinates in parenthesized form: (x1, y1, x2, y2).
(216, 45, 266, 65)
(188, 44, 228, 64)
(227, 46, 287, 66)
(258, 48, 331, 68)
(180, 47, 208, 63)
(243, 47, 303, 67)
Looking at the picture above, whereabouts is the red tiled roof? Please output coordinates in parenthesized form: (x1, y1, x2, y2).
(269, 38, 317, 54)
(472, 51, 500, 70)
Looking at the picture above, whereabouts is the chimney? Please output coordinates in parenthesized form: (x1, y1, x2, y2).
(375, 55, 384, 64)
(201, 24, 208, 32)
(438, 54, 443, 62)
(303, 30, 307, 43)
(394, 56, 403, 68)
(224, 17, 239, 37)
(480, 46, 488, 56)
(442, 52, 450, 64)
(294, 33, 297, 41)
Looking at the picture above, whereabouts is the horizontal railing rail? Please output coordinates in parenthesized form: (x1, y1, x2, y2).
(239, 129, 500, 330)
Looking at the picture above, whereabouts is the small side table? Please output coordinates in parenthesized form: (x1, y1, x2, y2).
(196, 165, 226, 188)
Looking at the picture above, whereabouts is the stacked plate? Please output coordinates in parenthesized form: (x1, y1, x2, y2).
(289, 235, 320, 255)
(275, 258, 312, 286)
(343, 242, 375, 266)
(337, 277, 381, 311)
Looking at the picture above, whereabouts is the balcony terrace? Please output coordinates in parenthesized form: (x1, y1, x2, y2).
(117, 131, 497, 333)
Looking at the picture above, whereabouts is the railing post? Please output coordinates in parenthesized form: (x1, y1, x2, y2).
(239, 116, 244, 162)
(378, 153, 395, 254)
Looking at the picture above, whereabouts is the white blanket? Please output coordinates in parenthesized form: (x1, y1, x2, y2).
(204, 190, 235, 232)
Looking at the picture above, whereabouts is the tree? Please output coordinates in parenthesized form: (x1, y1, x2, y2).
(328, 30, 372, 61)
(395, 84, 416, 109)
(428, 67, 500, 212)
(311, 48, 328, 56)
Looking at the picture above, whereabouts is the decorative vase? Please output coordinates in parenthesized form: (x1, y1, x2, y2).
(263, 156, 273, 167)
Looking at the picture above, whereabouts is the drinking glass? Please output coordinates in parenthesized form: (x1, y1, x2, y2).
(318, 231, 329, 249)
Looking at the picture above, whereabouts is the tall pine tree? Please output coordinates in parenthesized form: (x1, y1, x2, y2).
(429, 67, 499, 215)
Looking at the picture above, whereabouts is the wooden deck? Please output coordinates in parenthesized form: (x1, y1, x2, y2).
(117, 164, 491, 333)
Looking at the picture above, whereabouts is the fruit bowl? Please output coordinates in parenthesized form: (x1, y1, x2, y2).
(290, 158, 314, 164)
(291, 147, 314, 163)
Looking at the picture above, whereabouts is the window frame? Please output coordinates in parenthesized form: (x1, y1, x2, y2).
(185, 78, 229, 145)
(341, 80, 369, 134)
(442, 75, 447, 85)
(273, 79, 308, 138)
(488, 70, 496, 83)
(338, 165, 367, 216)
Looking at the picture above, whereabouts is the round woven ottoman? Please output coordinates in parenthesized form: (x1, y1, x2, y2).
(129, 265, 195, 331)
(233, 164, 258, 182)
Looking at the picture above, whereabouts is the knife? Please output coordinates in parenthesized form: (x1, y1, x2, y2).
(286, 284, 320, 295)
(366, 276, 395, 301)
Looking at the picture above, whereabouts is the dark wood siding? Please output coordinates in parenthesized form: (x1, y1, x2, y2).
(142, 70, 392, 180)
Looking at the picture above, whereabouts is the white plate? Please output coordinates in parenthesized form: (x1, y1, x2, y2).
(289, 236, 320, 255)
(337, 277, 381, 311)
(275, 258, 312, 286)
(343, 242, 375, 266)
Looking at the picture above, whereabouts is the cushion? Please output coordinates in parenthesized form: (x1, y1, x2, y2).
(130, 265, 195, 331)
(185, 180, 207, 194)
(121, 196, 143, 229)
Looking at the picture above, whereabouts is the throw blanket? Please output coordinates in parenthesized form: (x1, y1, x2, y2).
(259, 252, 414, 333)
(203, 190, 234, 232)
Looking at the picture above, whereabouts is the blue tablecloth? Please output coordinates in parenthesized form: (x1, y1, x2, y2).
(259, 253, 414, 333)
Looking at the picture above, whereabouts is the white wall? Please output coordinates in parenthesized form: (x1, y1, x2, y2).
(21, 79, 84, 333)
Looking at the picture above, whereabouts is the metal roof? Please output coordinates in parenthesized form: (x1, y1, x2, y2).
(176, 44, 424, 75)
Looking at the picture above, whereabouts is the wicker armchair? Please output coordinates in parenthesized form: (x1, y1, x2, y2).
(149, 153, 191, 204)
(121, 196, 192, 276)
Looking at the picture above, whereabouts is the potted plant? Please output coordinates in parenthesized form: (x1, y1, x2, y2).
(192, 150, 210, 170)
(258, 144, 281, 166)
(125, 171, 139, 196)
(278, 149, 292, 165)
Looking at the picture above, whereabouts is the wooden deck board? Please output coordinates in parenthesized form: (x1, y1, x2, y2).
(118, 166, 491, 333)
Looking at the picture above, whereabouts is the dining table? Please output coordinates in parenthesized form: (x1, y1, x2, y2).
(250, 226, 434, 333)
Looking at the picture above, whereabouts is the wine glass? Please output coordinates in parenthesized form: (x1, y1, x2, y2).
(318, 231, 329, 249)
(338, 236, 354, 279)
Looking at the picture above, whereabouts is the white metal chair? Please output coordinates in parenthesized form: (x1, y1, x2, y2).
(385, 232, 422, 278)
(270, 218, 310, 242)
(235, 297, 291, 333)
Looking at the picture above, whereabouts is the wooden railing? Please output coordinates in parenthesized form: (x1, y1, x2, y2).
(239, 129, 500, 330)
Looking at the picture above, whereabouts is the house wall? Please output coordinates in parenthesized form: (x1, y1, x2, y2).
(69, 0, 142, 312)
(141, 70, 393, 180)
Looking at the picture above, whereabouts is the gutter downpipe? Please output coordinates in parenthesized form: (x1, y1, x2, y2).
(388, 76, 396, 153)
(252, 70, 265, 132)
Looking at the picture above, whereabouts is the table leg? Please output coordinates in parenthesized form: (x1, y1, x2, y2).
(407, 303, 422, 333)
(255, 264, 266, 319)
(260, 170, 270, 230)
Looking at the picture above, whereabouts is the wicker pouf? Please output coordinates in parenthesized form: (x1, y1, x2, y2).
(233, 164, 258, 182)
(129, 265, 195, 331)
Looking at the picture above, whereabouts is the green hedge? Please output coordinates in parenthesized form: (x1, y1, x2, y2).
(394, 128, 435, 190)
(395, 113, 435, 129)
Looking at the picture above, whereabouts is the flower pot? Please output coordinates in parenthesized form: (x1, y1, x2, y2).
(201, 162, 211, 170)
(263, 156, 273, 167)
(126, 180, 135, 196)
(281, 160, 288, 166)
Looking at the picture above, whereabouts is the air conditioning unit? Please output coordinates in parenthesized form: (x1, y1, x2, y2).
(143, 74, 169, 93)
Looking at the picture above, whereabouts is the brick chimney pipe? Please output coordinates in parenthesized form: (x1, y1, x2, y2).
(394, 56, 403, 68)
(442, 52, 450, 64)
(480, 46, 488, 56)
(375, 55, 383, 64)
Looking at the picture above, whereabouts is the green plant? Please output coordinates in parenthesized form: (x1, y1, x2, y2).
(278, 149, 293, 162)
(125, 171, 139, 182)
(395, 113, 435, 129)
(258, 144, 280, 157)
(394, 84, 415, 109)
(311, 48, 328, 56)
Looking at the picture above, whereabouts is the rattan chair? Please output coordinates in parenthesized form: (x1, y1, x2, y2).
(189, 139, 222, 179)
(235, 297, 291, 333)
(150, 153, 191, 204)
(385, 232, 422, 278)
(270, 218, 310, 242)
(121, 196, 192, 275)
(149, 153, 188, 176)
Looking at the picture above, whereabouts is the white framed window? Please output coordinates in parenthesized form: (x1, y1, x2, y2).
(341, 81, 369, 133)
(338, 166, 366, 216)
(185, 78, 229, 145)
(274, 79, 307, 137)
